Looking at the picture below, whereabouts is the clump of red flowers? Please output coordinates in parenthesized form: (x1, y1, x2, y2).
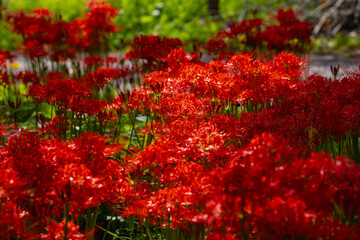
(6, 0, 119, 60)
(1, 2, 360, 240)
(204, 9, 312, 59)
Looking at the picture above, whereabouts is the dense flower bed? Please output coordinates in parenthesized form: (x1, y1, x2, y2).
(1, 1, 359, 239)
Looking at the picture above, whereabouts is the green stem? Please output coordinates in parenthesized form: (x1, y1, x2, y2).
(311, 97, 319, 124)
(329, 138, 336, 158)
(339, 136, 342, 157)
(78, 115, 82, 137)
(127, 109, 142, 148)
(129, 215, 135, 239)
(93, 115, 97, 133)
(144, 220, 154, 240)
(70, 112, 74, 139)
(101, 211, 115, 240)
(85, 206, 100, 240)
(64, 109, 68, 140)
(96, 224, 126, 239)
(352, 135, 360, 164)
(64, 202, 69, 240)
(142, 115, 149, 147)
(35, 102, 39, 129)
(85, 209, 92, 232)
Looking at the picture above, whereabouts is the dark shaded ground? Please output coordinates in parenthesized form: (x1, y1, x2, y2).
(308, 52, 360, 78)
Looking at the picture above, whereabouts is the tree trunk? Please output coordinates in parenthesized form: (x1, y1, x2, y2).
(208, 0, 219, 17)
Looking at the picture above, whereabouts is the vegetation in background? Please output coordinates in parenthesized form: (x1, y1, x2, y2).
(1, 1, 360, 239)
(2, 0, 360, 53)
(313, 32, 360, 55)
(1, 0, 297, 51)
(6, 0, 87, 21)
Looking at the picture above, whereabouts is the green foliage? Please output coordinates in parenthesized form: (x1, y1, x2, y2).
(109, 0, 220, 47)
(110, 0, 295, 47)
(219, 0, 293, 21)
(0, 0, 301, 50)
(1, 0, 88, 50)
(0, 21, 19, 50)
(312, 33, 360, 55)
(7, 0, 87, 21)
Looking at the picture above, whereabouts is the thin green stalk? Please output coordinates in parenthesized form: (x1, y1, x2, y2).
(129, 215, 135, 240)
(329, 138, 336, 158)
(96, 224, 126, 240)
(339, 136, 342, 157)
(352, 135, 360, 163)
(70, 112, 74, 139)
(340, 134, 352, 157)
(126, 109, 142, 148)
(35, 102, 39, 130)
(142, 115, 149, 147)
(116, 112, 122, 140)
(85, 209, 92, 233)
(57, 109, 63, 139)
(51, 104, 53, 120)
(93, 115, 97, 133)
(64, 202, 69, 240)
(0, 198, 4, 216)
(154, 220, 160, 240)
(144, 220, 154, 240)
(240, 201, 248, 240)
(86, 115, 91, 132)
(311, 97, 319, 123)
(87, 206, 100, 240)
(78, 115, 82, 137)
(101, 211, 115, 240)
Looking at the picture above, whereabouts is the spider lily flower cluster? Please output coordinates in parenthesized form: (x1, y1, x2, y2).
(0, 1, 360, 239)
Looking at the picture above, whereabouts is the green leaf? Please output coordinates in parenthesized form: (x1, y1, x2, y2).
(11, 108, 35, 123)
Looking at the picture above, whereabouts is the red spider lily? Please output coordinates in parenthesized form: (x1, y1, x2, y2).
(276, 9, 298, 26)
(160, 48, 200, 73)
(2, 2, 360, 237)
(42, 115, 71, 138)
(0, 129, 125, 237)
(46, 71, 66, 81)
(6, 132, 53, 183)
(0, 54, 9, 85)
(125, 35, 183, 71)
(85, 0, 118, 31)
(6, 1, 119, 58)
(0, 201, 30, 239)
(69, 0, 119, 53)
(109, 92, 128, 113)
(203, 38, 227, 54)
(42, 220, 84, 239)
(106, 56, 118, 66)
(6, 8, 52, 40)
(193, 133, 360, 239)
(28, 78, 91, 108)
(96, 109, 118, 129)
(53, 163, 105, 211)
(71, 132, 123, 178)
(15, 71, 39, 85)
(5, 8, 68, 59)
(0, 123, 17, 142)
(210, 8, 311, 55)
(73, 98, 107, 115)
(0, 50, 15, 61)
(84, 55, 104, 68)
(85, 67, 117, 90)
(259, 9, 312, 52)
(218, 19, 263, 39)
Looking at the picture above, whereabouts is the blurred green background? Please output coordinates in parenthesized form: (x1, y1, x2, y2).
(1, 0, 359, 54)
(0, 0, 294, 50)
